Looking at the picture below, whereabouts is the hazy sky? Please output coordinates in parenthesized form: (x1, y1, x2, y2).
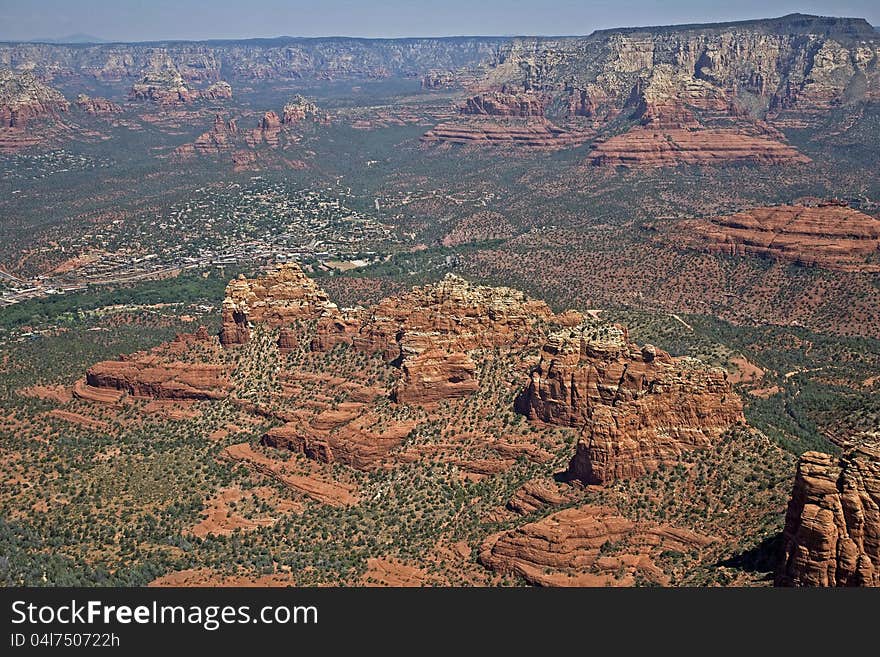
(0, 0, 877, 42)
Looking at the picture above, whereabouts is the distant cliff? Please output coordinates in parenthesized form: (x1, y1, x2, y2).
(0, 36, 509, 82)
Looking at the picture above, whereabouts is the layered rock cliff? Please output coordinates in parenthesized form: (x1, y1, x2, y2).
(480, 504, 715, 586)
(488, 14, 879, 121)
(0, 68, 69, 126)
(516, 320, 743, 484)
(0, 37, 508, 82)
(74, 93, 121, 115)
(776, 445, 880, 587)
(677, 203, 880, 272)
(0, 68, 69, 151)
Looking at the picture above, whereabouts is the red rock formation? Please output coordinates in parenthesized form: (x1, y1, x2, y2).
(776, 446, 880, 587)
(74, 94, 121, 115)
(248, 110, 282, 147)
(261, 408, 417, 470)
(679, 204, 880, 273)
(277, 328, 298, 352)
(313, 273, 557, 360)
(281, 95, 325, 124)
(422, 118, 594, 150)
(0, 69, 69, 127)
(480, 504, 715, 586)
(517, 320, 743, 484)
(219, 264, 338, 346)
(203, 81, 232, 100)
(86, 356, 231, 400)
(422, 70, 455, 89)
(461, 90, 546, 117)
(0, 69, 69, 151)
(174, 113, 238, 159)
(506, 478, 572, 515)
(392, 349, 479, 405)
(128, 53, 196, 104)
(590, 127, 809, 167)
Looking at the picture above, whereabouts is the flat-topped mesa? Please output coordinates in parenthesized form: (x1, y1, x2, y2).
(679, 204, 880, 273)
(517, 319, 744, 484)
(776, 445, 880, 587)
(589, 126, 809, 167)
(422, 118, 594, 150)
(219, 263, 339, 346)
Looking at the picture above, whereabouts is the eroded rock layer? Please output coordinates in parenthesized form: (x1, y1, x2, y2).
(517, 320, 743, 484)
(679, 203, 880, 272)
(422, 118, 594, 149)
(86, 357, 231, 400)
(480, 504, 715, 586)
(313, 272, 557, 360)
(589, 127, 808, 167)
(776, 446, 880, 587)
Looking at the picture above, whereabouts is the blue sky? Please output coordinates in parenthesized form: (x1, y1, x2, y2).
(0, 0, 877, 41)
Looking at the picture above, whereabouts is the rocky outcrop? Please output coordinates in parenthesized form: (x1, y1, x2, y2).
(506, 478, 573, 515)
(74, 93, 121, 115)
(128, 53, 196, 104)
(392, 349, 479, 405)
(174, 113, 238, 159)
(282, 95, 325, 124)
(0, 69, 69, 151)
(0, 69, 69, 127)
(422, 118, 594, 149)
(261, 408, 416, 470)
(422, 70, 456, 89)
(313, 272, 556, 360)
(776, 446, 880, 587)
(480, 504, 715, 586)
(678, 203, 880, 272)
(203, 80, 232, 100)
(589, 127, 809, 167)
(461, 90, 546, 117)
(517, 320, 743, 484)
(249, 110, 282, 147)
(85, 356, 231, 400)
(219, 264, 338, 346)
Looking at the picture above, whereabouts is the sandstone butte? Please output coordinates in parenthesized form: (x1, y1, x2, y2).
(81, 263, 744, 485)
(516, 322, 744, 484)
(776, 445, 880, 587)
(219, 263, 339, 346)
(422, 90, 594, 149)
(678, 203, 880, 273)
(0, 68, 69, 151)
(174, 96, 326, 166)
